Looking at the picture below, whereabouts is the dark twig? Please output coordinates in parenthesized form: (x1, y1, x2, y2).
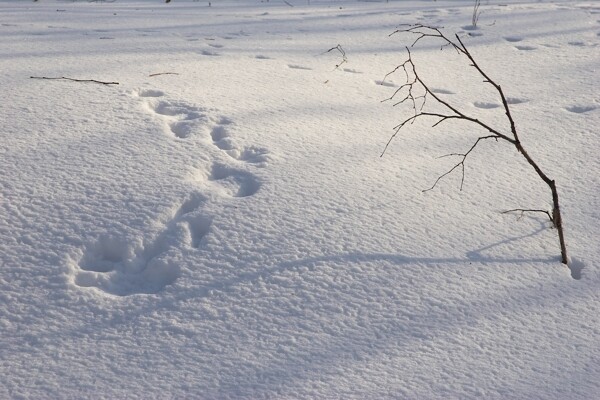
(382, 24, 569, 265)
(324, 44, 347, 70)
(502, 209, 554, 224)
(149, 72, 180, 77)
(30, 76, 119, 85)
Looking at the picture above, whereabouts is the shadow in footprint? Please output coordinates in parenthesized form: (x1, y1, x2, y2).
(504, 36, 523, 42)
(566, 105, 597, 113)
(569, 257, 585, 280)
(136, 89, 165, 98)
(474, 101, 500, 109)
(515, 45, 537, 51)
(506, 97, 529, 105)
(188, 215, 212, 248)
(431, 88, 455, 95)
(288, 64, 312, 70)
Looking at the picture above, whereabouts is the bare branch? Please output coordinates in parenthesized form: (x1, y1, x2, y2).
(30, 76, 119, 85)
(324, 44, 347, 70)
(502, 209, 554, 224)
(149, 72, 180, 77)
(381, 23, 569, 265)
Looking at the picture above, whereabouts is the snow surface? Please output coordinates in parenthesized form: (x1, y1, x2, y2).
(1, 0, 599, 398)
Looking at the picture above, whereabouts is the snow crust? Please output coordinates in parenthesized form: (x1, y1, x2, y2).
(1, 0, 599, 398)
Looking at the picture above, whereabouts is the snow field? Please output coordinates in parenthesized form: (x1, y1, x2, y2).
(1, 0, 599, 398)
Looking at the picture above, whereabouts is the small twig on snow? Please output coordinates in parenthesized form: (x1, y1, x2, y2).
(324, 44, 347, 70)
(30, 76, 119, 85)
(502, 209, 554, 224)
(149, 72, 180, 77)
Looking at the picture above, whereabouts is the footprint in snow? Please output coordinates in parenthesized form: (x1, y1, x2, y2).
(565, 105, 597, 113)
(504, 36, 523, 42)
(73, 194, 210, 296)
(342, 68, 362, 74)
(200, 50, 220, 56)
(515, 45, 537, 51)
(375, 80, 397, 87)
(136, 90, 211, 139)
(194, 163, 261, 198)
(506, 97, 529, 105)
(255, 55, 272, 60)
(211, 118, 270, 166)
(474, 101, 501, 109)
(288, 64, 312, 70)
(431, 88, 455, 95)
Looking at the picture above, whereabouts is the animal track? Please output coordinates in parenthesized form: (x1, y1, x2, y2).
(515, 45, 537, 51)
(136, 90, 211, 139)
(198, 163, 261, 198)
(288, 64, 312, 70)
(565, 105, 597, 113)
(210, 118, 270, 165)
(74, 194, 209, 296)
(431, 88, 455, 95)
(473, 101, 501, 109)
(375, 80, 397, 88)
(506, 97, 529, 105)
(74, 90, 272, 296)
(504, 36, 523, 42)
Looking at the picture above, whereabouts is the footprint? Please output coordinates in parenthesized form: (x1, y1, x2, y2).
(506, 97, 529, 105)
(504, 36, 523, 42)
(187, 215, 212, 249)
(146, 98, 210, 139)
(210, 165, 260, 198)
(342, 68, 362, 74)
(208, 43, 224, 48)
(255, 55, 272, 60)
(565, 105, 597, 113)
(375, 80, 397, 88)
(198, 163, 260, 198)
(209, 117, 270, 165)
(226, 146, 270, 165)
(211, 125, 234, 151)
(73, 194, 210, 296)
(288, 64, 312, 70)
(431, 88, 455, 95)
(136, 89, 165, 98)
(200, 50, 220, 56)
(468, 32, 484, 37)
(515, 45, 537, 51)
(473, 101, 500, 109)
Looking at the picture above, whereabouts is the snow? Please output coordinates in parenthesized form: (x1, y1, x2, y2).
(1, 0, 599, 398)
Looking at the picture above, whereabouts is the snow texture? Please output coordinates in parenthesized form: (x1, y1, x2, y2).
(1, 0, 599, 398)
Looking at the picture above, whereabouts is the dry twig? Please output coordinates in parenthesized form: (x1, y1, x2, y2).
(30, 76, 119, 85)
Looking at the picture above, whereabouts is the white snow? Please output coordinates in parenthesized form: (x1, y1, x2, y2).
(1, 0, 599, 398)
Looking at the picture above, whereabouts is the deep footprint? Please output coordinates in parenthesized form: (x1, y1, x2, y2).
(74, 194, 208, 296)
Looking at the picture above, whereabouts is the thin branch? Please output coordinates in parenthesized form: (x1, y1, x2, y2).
(149, 72, 180, 77)
(324, 44, 347, 70)
(30, 76, 119, 85)
(502, 208, 554, 224)
(422, 135, 498, 192)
